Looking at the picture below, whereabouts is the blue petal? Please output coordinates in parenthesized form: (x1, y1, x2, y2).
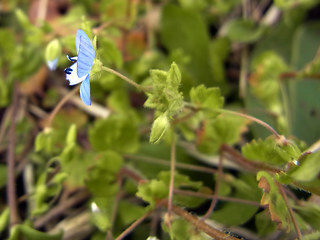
(65, 62, 87, 86)
(80, 75, 91, 105)
(76, 30, 95, 78)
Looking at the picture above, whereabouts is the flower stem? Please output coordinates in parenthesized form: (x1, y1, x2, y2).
(101, 66, 146, 91)
(220, 109, 282, 140)
(46, 85, 80, 128)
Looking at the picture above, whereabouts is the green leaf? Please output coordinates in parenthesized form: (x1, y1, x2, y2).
(86, 151, 123, 197)
(144, 62, 184, 117)
(136, 179, 168, 207)
(149, 113, 170, 144)
(257, 171, 291, 231)
(65, 124, 77, 146)
(289, 151, 320, 182)
(294, 203, 320, 230)
(223, 19, 265, 43)
(242, 136, 301, 166)
(59, 145, 93, 187)
(97, 37, 123, 69)
(45, 39, 61, 62)
(9, 224, 63, 240)
(210, 173, 261, 225)
(282, 79, 320, 145)
(117, 200, 146, 226)
(255, 210, 277, 237)
(0, 164, 8, 188)
(35, 128, 53, 154)
(197, 114, 246, 154)
(90, 197, 114, 231)
(190, 85, 224, 117)
(32, 170, 68, 216)
(160, 4, 214, 88)
(291, 22, 320, 70)
(302, 231, 320, 240)
(89, 115, 139, 153)
(0, 208, 9, 233)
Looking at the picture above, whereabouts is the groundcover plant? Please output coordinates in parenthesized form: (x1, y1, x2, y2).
(1, 0, 320, 240)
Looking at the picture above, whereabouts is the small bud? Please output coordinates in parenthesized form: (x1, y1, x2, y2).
(45, 39, 61, 70)
(150, 113, 170, 144)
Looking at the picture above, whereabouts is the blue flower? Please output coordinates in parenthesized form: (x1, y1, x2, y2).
(64, 29, 95, 106)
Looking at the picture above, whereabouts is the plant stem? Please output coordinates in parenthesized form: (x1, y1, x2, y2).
(123, 154, 217, 174)
(158, 200, 241, 240)
(220, 109, 282, 139)
(46, 85, 80, 128)
(167, 134, 177, 217)
(115, 210, 153, 240)
(173, 189, 261, 207)
(101, 66, 146, 91)
(202, 151, 223, 219)
(276, 182, 302, 240)
(221, 144, 282, 173)
(7, 83, 20, 227)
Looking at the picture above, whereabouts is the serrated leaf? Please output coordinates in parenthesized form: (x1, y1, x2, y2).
(137, 179, 168, 207)
(190, 85, 224, 117)
(257, 171, 291, 231)
(197, 114, 246, 154)
(89, 115, 139, 153)
(242, 136, 300, 166)
(167, 62, 181, 88)
(223, 19, 265, 43)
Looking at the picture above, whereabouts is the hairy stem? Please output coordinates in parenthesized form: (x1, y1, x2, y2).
(102, 66, 147, 91)
(220, 109, 282, 139)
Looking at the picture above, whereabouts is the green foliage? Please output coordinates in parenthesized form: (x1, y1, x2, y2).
(137, 171, 204, 208)
(210, 173, 261, 226)
(144, 62, 184, 117)
(190, 85, 224, 118)
(242, 137, 301, 166)
(2, 1, 320, 240)
(89, 115, 139, 153)
(223, 19, 266, 43)
(160, 5, 214, 88)
(257, 171, 291, 231)
(9, 224, 62, 240)
(289, 150, 320, 182)
(197, 114, 246, 154)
